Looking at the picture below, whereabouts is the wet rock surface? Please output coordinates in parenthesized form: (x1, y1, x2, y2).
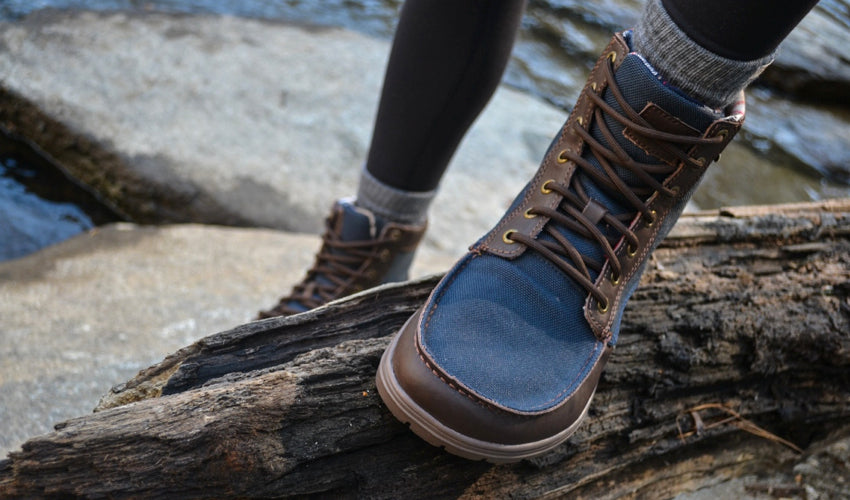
(0, 9, 566, 263)
(760, 0, 850, 106)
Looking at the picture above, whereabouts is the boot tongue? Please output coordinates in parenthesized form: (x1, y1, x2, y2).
(336, 199, 379, 241)
(586, 51, 721, 199)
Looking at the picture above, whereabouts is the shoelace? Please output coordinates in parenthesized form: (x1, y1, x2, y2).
(505, 56, 724, 311)
(263, 229, 392, 316)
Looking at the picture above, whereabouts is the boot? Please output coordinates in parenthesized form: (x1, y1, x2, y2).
(258, 199, 426, 318)
(376, 31, 743, 463)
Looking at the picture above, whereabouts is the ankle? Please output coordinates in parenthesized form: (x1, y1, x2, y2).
(633, 0, 773, 110)
(355, 167, 434, 225)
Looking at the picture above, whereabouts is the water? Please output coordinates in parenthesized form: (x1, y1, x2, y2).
(0, 134, 122, 262)
(0, 0, 403, 36)
(0, 159, 93, 261)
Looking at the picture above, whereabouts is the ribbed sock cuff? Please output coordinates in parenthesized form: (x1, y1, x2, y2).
(634, 0, 774, 109)
(355, 168, 435, 224)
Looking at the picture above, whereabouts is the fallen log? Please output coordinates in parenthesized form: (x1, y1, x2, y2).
(2, 200, 849, 499)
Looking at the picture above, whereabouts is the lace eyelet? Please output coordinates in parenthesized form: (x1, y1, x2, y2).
(597, 299, 609, 313)
(503, 230, 517, 244)
(541, 180, 555, 194)
(696, 157, 707, 167)
(577, 116, 584, 126)
(646, 210, 657, 228)
(389, 229, 402, 241)
(607, 51, 617, 63)
(627, 244, 637, 258)
(379, 248, 391, 262)
(610, 272, 620, 286)
(524, 208, 537, 219)
(557, 150, 569, 164)
(591, 82, 598, 92)
(366, 269, 377, 280)
(715, 129, 729, 139)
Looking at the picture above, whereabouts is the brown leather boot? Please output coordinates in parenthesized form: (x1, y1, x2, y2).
(377, 31, 743, 463)
(258, 199, 426, 318)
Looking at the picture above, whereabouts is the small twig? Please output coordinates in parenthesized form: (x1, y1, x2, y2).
(677, 403, 803, 454)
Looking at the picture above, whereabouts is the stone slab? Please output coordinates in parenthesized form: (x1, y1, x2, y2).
(0, 9, 567, 264)
(0, 222, 452, 456)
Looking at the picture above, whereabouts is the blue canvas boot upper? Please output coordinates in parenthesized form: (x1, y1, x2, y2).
(258, 199, 426, 318)
(416, 36, 735, 414)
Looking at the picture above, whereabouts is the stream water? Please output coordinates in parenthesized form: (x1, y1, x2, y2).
(0, 135, 123, 261)
(1, 0, 848, 262)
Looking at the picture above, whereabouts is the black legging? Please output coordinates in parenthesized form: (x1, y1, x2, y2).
(365, 0, 820, 193)
(365, 0, 527, 192)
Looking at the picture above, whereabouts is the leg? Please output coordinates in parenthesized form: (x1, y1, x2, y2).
(259, 0, 527, 318)
(377, 0, 819, 461)
(365, 0, 528, 194)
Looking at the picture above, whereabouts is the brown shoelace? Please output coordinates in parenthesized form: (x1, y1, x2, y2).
(505, 57, 724, 310)
(261, 231, 393, 317)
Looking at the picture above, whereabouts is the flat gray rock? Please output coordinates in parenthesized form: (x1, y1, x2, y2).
(0, 9, 566, 263)
(0, 222, 452, 456)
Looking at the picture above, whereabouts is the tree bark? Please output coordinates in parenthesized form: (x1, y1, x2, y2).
(2, 200, 849, 499)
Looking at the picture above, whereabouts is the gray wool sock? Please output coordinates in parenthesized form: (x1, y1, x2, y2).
(634, 0, 775, 110)
(355, 167, 435, 225)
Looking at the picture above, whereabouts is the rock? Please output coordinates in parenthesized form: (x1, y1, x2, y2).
(0, 9, 566, 263)
(764, 0, 850, 106)
(0, 222, 455, 456)
(792, 430, 850, 498)
(742, 87, 850, 185)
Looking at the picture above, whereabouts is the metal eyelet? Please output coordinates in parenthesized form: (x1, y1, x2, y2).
(597, 299, 609, 313)
(696, 157, 707, 167)
(670, 185, 681, 197)
(557, 150, 569, 164)
(379, 248, 391, 262)
(626, 244, 637, 258)
(523, 208, 537, 219)
(503, 230, 517, 244)
(607, 51, 617, 62)
(591, 82, 598, 92)
(577, 116, 584, 126)
(541, 180, 555, 194)
(366, 269, 377, 280)
(646, 210, 657, 228)
(610, 271, 620, 286)
(715, 129, 729, 139)
(389, 229, 402, 241)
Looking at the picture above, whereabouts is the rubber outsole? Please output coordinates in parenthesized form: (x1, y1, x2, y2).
(376, 329, 594, 464)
